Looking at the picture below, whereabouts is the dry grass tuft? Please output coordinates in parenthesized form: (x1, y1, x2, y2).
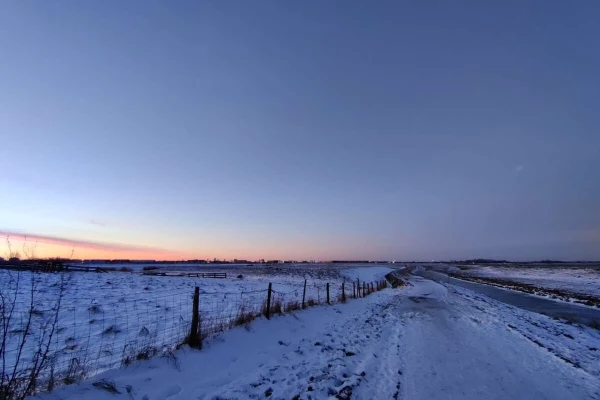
(92, 379, 120, 394)
(306, 299, 318, 307)
(232, 306, 259, 327)
(285, 301, 301, 312)
(270, 299, 283, 315)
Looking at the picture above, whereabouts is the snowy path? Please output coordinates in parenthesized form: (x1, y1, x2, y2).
(398, 277, 599, 400)
(38, 276, 600, 400)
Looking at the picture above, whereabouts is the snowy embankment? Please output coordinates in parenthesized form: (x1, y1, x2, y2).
(36, 274, 600, 400)
(340, 265, 394, 281)
(448, 265, 600, 298)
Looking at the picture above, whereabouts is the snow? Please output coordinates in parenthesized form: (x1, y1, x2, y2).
(447, 265, 600, 298)
(340, 266, 394, 282)
(1, 265, 359, 386)
(34, 274, 600, 400)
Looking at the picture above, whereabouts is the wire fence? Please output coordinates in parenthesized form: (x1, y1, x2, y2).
(0, 271, 388, 399)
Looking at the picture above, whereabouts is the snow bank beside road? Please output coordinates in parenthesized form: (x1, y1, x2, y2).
(454, 265, 600, 298)
(341, 266, 394, 281)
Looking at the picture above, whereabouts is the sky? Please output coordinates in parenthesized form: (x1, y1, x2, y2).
(1, 1, 599, 261)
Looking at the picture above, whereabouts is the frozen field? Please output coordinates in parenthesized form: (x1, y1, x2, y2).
(0, 264, 392, 395)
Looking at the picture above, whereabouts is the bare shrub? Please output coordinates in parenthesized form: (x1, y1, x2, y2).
(1, 272, 69, 400)
(63, 358, 86, 385)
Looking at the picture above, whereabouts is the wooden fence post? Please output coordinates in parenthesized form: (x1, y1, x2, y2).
(363, 282, 366, 296)
(353, 283, 356, 299)
(326, 283, 330, 305)
(266, 283, 272, 320)
(357, 279, 361, 298)
(188, 287, 201, 348)
(302, 279, 307, 309)
(341, 282, 346, 303)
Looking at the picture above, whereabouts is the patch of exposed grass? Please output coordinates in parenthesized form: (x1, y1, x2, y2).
(232, 306, 259, 327)
(285, 301, 301, 312)
(92, 379, 120, 394)
(589, 320, 600, 330)
(102, 325, 121, 335)
(306, 299, 318, 307)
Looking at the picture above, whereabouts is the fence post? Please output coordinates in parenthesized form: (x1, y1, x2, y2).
(342, 282, 346, 302)
(326, 283, 330, 305)
(353, 283, 356, 299)
(266, 283, 272, 319)
(302, 279, 307, 309)
(357, 279, 361, 298)
(189, 287, 201, 348)
(363, 282, 366, 296)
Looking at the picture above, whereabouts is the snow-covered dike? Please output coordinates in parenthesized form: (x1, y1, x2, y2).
(340, 266, 394, 282)
(446, 264, 600, 298)
(35, 276, 600, 400)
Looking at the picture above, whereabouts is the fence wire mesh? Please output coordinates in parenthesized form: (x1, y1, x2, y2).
(0, 269, 388, 398)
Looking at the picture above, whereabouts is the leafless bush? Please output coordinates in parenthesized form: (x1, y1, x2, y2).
(1, 272, 69, 400)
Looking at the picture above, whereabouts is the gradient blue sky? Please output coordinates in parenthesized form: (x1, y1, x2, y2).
(1, 1, 599, 261)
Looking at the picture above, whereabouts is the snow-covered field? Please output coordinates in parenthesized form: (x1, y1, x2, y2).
(34, 273, 600, 400)
(0, 264, 392, 394)
(444, 264, 600, 297)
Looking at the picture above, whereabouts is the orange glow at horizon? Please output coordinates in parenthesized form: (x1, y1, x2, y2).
(2, 233, 187, 261)
(1, 231, 383, 262)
